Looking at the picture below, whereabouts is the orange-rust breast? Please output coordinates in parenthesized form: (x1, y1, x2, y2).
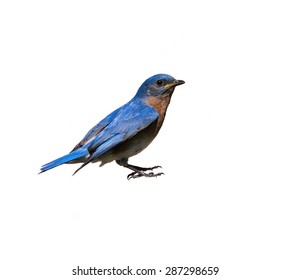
(145, 94, 172, 131)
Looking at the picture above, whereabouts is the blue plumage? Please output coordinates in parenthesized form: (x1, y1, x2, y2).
(40, 145, 89, 172)
(40, 74, 185, 179)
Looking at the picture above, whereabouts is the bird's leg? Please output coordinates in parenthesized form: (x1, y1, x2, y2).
(116, 159, 164, 180)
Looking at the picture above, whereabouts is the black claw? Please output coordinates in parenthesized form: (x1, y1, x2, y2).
(129, 165, 162, 172)
(127, 170, 164, 180)
(148, 172, 164, 178)
(124, 163, 164, 180)
(151, 165, 162, 170)
(127, 171, 141, 180)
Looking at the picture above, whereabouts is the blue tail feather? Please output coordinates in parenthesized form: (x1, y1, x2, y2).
(39, 148, 89, 173)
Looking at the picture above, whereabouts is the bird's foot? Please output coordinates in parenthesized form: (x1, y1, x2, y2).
(127, 166, 164, 180)
(135, 165, 162, 172)
(127, 171, 164, 180)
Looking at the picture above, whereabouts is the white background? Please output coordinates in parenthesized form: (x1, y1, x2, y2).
(1, 0, 289, 279)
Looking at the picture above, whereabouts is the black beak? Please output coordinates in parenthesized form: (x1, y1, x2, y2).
(174, 79, 185, 86)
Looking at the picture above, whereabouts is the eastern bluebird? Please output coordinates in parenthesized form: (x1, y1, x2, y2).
(39, 74, 185, 179)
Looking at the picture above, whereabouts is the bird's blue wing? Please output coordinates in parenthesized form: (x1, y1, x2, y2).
(71, 105, 125, 151)
(72, 100, 159, 174)
(88, 100, 159, 152)
(40, 104, 127, 173)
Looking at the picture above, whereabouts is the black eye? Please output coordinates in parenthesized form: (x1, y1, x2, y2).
(156, 79, 163, 86)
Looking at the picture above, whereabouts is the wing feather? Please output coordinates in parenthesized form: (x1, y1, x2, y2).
(72, 100, 159, 174)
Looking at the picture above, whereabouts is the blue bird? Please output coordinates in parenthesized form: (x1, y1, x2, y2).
(40, 74, 185, 179)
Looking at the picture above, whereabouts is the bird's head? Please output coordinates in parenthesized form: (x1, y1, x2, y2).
(135, 74, 185, 99)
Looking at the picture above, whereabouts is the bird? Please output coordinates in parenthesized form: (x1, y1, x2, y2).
(39, 74, 185, 179)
